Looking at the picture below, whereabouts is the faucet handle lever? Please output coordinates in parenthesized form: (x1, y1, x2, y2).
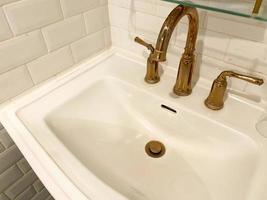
(205, 70, 264, 110)
(217, 71, 264, 86)
(134, 37, 154, 53)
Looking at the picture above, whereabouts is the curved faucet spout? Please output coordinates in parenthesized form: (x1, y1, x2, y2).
(134, 5, 199, 91)
(151, 5, 199, 62)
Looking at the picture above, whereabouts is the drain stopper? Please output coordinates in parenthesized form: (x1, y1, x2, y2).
(145, 141, 166, 158)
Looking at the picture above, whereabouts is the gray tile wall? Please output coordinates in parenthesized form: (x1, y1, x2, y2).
(0, 126, 54, 200)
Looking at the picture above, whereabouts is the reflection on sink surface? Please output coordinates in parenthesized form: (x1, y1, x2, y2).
(45, 79, 258, 200)
(2, 49, 267, 200)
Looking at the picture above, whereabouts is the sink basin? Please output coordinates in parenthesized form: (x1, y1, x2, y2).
(0, 48, 267, 200)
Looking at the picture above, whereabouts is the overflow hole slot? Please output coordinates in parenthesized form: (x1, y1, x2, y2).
(161, 104, 177, 113)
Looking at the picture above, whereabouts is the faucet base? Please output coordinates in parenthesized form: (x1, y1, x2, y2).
(173, 87, 192, 96)
(144, 58, 160, 84)
(172, 53, 195, 96)
(204, 99, 224, 110)
(145, 77, 160, 84)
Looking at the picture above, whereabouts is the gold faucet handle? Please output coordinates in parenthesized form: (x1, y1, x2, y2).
(205, 71, 264, 110)
(217, 71, 264, 86)
(134, 37, 154, 53)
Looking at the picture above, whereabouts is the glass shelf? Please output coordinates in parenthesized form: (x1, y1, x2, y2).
(162, 0, 267, 22)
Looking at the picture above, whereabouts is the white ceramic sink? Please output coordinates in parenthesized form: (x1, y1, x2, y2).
(0, 48, 267, 200)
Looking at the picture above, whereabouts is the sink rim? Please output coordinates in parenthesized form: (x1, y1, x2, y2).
(0, 48, 120, 200)
(0, 47, 266, 200)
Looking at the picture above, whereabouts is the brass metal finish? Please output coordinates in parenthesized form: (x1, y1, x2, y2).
(145, 141, 166, 158)
(159, 6, 199, 96)
(253, 0, 263, 14)
(134, 37, 160, 83)
(135, 5, 199, 93)
(134, 37, 154, 52)
(205, 71, 264, 110)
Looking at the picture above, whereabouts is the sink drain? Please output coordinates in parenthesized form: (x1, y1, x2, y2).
(145, 141, 166, 158)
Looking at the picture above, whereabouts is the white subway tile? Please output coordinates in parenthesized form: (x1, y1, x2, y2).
(135, 29, 158, 45)
(42, 15, 86, 51)
(27, 46, 74, 84)
(206, 15, 266, 42)
(156, 1, 177, 18)
(175, 23, 189, 47)
(108, 0, 131, 9)
(109, 5, 133, 30)
(0, 66, 34, 103)
(104, 27, 111, 47)
(225, 38, 267, 70)
(4, 0, 63, 35)
(60, 0, 100, 17)
(164, 45, 183, 69)
(84, 6, 109, 34)
(196, 29, 231, 60)
(0, 31, 47, 74)
(135, 12, 164, 35)
(134, 0, 157, 15)
(0, 8, 12, 42)
(0, 0, 18, 6)
(5, 170, 37, 199)
(100, 0, 107, 6)
(71, 30, 106, 62)
(244, 74, 267, 102)
(110, 26, 145, 56)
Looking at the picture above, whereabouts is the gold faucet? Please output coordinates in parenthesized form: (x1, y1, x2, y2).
(135, 5, 199, 96)
(205, 71, 264, 110)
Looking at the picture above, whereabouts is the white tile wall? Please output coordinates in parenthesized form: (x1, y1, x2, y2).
(0, 31, 47, 74)
(4, 0, 63, 35)
(0, 8, 12, 41)
(0, 0, 17, 6)
(0, 0, 110, 199)
(42, 15, 86, 51)
(71, 29, 106, 62)
(60, 0, 100, 17)
(0, 65, 33, 103)
(84, 6, 109, 34)
(0, 0, 110, 103)
(108, 0, 267, 101)
(27, 46, 74, 84)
